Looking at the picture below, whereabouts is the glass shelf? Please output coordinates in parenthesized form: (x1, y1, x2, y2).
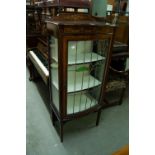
(51, 63, 102, 93)
(68, 52, 105, 65)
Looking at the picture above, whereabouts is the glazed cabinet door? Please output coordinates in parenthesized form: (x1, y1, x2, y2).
(64, 36, 112, 116)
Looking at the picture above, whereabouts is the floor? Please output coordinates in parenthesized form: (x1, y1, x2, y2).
(26, 68, 129, 155)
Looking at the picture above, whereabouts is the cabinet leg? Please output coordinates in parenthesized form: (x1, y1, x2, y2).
(27, 57, 34, 81)
(60, 121, 64, 142)
(29, 73, 35, 81)
(96, 109, 102, 126)
(51, 111, 57, 126)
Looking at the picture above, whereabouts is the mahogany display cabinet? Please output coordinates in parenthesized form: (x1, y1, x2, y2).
(45, 13, 116, 142)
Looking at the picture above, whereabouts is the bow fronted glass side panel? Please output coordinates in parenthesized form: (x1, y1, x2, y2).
(50, 36, 60, 112)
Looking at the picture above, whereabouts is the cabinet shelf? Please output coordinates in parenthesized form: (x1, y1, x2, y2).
(68, 52, 105, 65)
(52, 74, 101, 93)
(52, 52, 105, 65)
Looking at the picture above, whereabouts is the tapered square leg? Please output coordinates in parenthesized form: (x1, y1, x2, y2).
(51, 111, 57, 126)
(96, 109, 102, 126)
(28, 64, 35, 81)
(60, 122, 64, 142)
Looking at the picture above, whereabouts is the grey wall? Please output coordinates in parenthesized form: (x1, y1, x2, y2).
(92, 0, 107, 17)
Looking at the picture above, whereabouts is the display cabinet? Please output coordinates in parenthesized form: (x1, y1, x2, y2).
(46, 13, 115, 142)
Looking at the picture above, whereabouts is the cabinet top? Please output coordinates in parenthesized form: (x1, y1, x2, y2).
(47, 20, 111, 27)
(45, 14, 114, 27)
(46, 14, 116, 36)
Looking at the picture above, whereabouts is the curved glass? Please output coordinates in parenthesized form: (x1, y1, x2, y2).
(50, 36, 60, 112)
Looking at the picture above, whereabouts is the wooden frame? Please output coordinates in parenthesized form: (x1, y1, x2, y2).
(46, 13, 116, 142)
